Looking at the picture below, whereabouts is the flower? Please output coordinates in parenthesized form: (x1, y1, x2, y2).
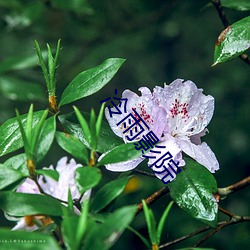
(102, 79, 219, 180)
(11, 157, 90, 231)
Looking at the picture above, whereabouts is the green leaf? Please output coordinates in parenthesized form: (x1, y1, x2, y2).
(56, 131, 89, 165)
(157, 201, 174, 244)
(127, 226, 151, 248)
(221, 0, 250, 11)
(36, 169, 59, 181)
(4, 154, 28, 175)
(73, 106, 91, 147)
(0, 111, 44, 157)
(91, 176, 132, 213)
(168, 159, 218, 227)
(97, 143, 142, 166)
(59, 113, 123, 153)
(142, 200, 157, 244)
(0, 164, 27, 190)
(59, 58, 125, 106)
(0, 76, 46, 102)
(75, 167, 102, 194)
(83, 205, 137, 250)
(213, 16, 250, 65)
(176, 248, 216, 250)
(0, 51, 47, 74)
(90, 109, 97, 150)
(36, 116, 56, 162)
(0, 228, 60, 250)
(96, 103, 105, 140)
(0, 192, 65, 216)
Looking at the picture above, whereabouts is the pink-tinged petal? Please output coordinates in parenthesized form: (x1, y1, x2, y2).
(105, 88, 167, 142)
(190, 128, 208, 145)
(146, 134, 185, 182)
(16, 178, 40, 194)
(12, 218, 38, 231)
(153, 79, 214, 137)
(105, 157, 144, 172)
(178, 138, 219, 173)
(39, 157, 82, 201)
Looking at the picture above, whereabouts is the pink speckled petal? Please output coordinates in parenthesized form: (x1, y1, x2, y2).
(178, 138, 219, 173)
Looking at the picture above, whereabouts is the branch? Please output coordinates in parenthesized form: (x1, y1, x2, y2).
(218, 176, 250, 198)
(134, 169, 155, 177)
(159, 216, 250, 249)
(136, 186, 169, 215)
(211, 0, 250, 66)
(193, 216, 250, 247)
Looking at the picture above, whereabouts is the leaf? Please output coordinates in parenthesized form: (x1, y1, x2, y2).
(213, 16, 250, 65)
(221, 0, 250, 11)
(0, 164, 27, 190)
(0, 51, 47, 74)
(83, 205, 137, 250)
(75, 167, 102, 194)
(4, 153, 28, 175)
(0, 76, 46, 102)
(0, 228, 60, 250)
(168, 159, 218, 227)
(91, 176, 132, 213)
(36, 169, 59, 181)
(142, 200, 157, 245)
(59, 113, 123, 153)
(0, 192, 65, 216)
(97, 143, 143, 166)
(59, 58, 125, 106)
(0, 111, 44, 157)
(157, 201, 174, 244)
(36, 116, 56, 162)
(56, 131, 89, 165)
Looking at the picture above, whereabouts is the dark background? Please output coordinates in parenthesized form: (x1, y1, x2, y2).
(0, 0, 249, 249)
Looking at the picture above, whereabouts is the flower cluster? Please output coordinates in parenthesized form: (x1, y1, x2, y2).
(11, 157, 89, 231)
(103, 79, 219, 180)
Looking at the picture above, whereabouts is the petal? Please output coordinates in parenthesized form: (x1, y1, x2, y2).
(105, 88, 167, 142)
(153, 79, 214, 136)
(178, 138, 219, 173)
(146, 134, 185, 183)
(12, 218, 38, 231)
(16, 178, 40, 194)
(105, 156, 145, 172)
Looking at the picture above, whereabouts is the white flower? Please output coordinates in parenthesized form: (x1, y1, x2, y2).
(102, 79, 219, 181)
(12, 157, 90, 231)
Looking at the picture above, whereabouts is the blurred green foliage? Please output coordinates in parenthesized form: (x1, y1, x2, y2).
(0, 0, 249, 249)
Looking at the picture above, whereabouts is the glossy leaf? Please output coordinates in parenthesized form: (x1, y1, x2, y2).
(221, 0, 250, 11)
(75, 167, 102, 194)
(0, 192, 65, 216)
(59, 58, 125, 106)
(97, 142, 143, 166)
(83, 205, 137, 250)
(37, 116, 56, 162)
(168, 159, 218, 227)
(0, 228, 60, 250)
(56, 131, 89, 165)
(59, 113, 123, 153)
(0, 76, 46, 102)
(4, 153, 28, 175)
(0, 164, 27, 190)
(0, 111, 44, 157)
(213, 16, 250, 65)
(36, 169, 59, 181)
(91, 176, 132, 213)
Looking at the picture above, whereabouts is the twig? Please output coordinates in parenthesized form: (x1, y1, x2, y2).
(134, 169, 155, 177)
(211, 0, 250, 66)
(159, 216, 250, 249)
(193, 216, 250, 247)
(218, 176, 250, 198)
(218, 206, 235, 218)
(136, 186, 169, 215)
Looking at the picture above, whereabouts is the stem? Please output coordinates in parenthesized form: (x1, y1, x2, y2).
(218, 176, 250, 198)
(136, 186, 169, 215)
(134, 169, 155, 177)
